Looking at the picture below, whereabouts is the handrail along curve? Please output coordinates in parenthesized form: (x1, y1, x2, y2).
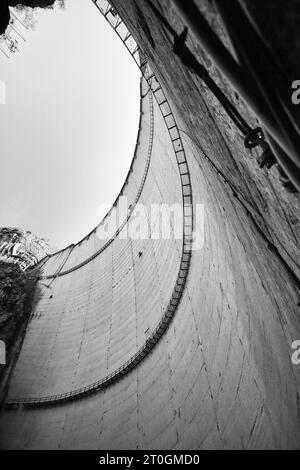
(6, 0, 194, 409)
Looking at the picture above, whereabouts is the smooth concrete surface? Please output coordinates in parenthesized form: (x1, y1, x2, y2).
(0, 0, 299, 450)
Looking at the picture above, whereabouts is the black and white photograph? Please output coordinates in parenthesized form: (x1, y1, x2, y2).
(0, 0, 300, 456)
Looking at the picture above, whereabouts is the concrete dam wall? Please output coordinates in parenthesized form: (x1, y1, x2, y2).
(1, 0, 300, 449)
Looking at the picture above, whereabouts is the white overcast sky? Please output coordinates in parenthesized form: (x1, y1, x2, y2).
(0, 0, 140, 249)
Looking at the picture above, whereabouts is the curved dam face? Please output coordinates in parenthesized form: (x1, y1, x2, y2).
(1, 0, 300, 450)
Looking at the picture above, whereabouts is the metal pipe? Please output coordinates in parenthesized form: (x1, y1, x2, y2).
(171, 0, 300, 170)
(213, 0, 300, 169)
(147, 0, 251, 135)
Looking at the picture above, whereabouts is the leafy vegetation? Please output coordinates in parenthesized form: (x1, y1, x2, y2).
(0, 260, 39, 402)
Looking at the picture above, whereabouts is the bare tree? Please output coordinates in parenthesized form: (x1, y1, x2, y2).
(1, 1, 65, 35)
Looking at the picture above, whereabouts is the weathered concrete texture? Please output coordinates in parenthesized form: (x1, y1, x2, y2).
(0, 0, 300, 450)
(112, 0, 300, 278)
(2, 75, 182, 399)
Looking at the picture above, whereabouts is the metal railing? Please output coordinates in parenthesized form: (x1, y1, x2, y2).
(39, 72, 154, 279)
(6, 0, 194, 409)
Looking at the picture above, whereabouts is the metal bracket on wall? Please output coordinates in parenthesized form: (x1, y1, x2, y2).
(171, 0, 300, 192)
